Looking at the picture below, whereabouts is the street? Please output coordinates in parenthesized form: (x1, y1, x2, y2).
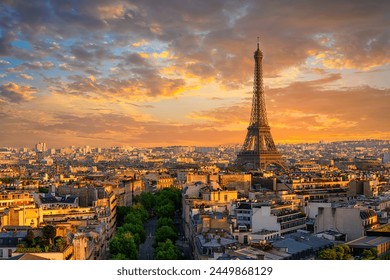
(138, 217, 157, 260)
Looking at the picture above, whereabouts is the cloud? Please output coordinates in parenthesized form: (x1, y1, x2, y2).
(0, 82, 37, 103)
(0, 59, 11, 65)
(3, 1, 388, 87)
(132, 39, 148, 47)
(49, 69, 188, 100)
(190, 75, 390, 143)
(18, 73, 33, 80)
(6, 61, 55, 73)
(0, 0, 389, 147)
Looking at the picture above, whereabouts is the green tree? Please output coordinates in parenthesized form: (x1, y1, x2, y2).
(124, 212, 143, 225)
(42, 225, 56, 245)
(335, 244, 352, 260)
(109, 232, 138, 259)
(159, 187, 181, 209)
(318, 248, 337, 260)
(362, 248, 378, 260)
(111, 253, 128, 260)
(26, 229, 35, 247)
(116, 206, 131, 227)
(121, 223, 146, 244)
(137, 192, 156, 211)
(318, 244, 352, 260)
(155, 225, 177, 244)
(155, 202, 175, 218)
(157, 217, 174, 229)
(38, 187, 49, 193)
(131, 203, 149, 223)
(54, 236, 67, 252)
(154, 239, 181, 260)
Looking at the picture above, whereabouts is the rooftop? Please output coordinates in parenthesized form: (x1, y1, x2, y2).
(348, 236, 390, 248)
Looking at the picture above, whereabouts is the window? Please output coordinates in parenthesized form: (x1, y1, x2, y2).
(0, 249, 3, 258)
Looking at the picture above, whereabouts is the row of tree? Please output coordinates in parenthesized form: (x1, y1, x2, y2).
(148, 187, 182, 260)
(317, 244, 379, 260)
(109, 204, 149, 259)
(110, 187, 182, 260)
(135, 186, 181, 216)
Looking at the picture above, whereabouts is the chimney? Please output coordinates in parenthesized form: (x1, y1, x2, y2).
(256, 254, 265, 260)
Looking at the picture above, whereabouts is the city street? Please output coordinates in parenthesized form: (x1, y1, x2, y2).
(138, 217, 157, 260)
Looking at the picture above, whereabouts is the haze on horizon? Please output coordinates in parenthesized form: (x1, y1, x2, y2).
(0, 0, 389, 149)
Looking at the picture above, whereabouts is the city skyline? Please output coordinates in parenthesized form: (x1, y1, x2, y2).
(1, 0, 389, 148)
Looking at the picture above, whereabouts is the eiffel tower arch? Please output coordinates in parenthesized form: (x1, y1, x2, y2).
(236, 40, 287, 171)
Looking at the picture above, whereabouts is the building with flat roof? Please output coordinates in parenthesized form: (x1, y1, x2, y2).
(347, 236, 390, 257)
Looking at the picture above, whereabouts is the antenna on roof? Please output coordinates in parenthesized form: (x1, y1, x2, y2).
(257, 36, 260, 49)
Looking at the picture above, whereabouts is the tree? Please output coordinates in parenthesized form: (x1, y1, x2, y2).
(362, 248, 378, 260)
(318, 248, 337, 260)
(124, 212, 143, 225)
(116, 206, 131, 227)
(318, 245, 352, 260)
(157, 217, 174, 229)
(26, 229, 35, 246)
(335, 244, 352, 260)
(137, 192, 156, 211)
(155, 225, 177, 244)
(54, 236, 67, 252)
(131, 203, 149, 223)
(121, 223, 146, 244)
(154, 239, 181, 260)
(38, 187, 49, 193)
(109, 232, 138, 259)
(42, 225, 56, 245)
(112, 253, 128, 260)
(155, 202, 175, 218)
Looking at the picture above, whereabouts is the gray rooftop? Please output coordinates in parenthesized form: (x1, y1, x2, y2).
(348, 236, 390, 248)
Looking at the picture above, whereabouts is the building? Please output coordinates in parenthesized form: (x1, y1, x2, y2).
(314, 205, 379, 241)
(230, 200, 306, 243)
(0, 230, 27, 259)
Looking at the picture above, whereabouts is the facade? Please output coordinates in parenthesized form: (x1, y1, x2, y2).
(230, 200, 306, 244)
(0, 231, 27, 259)
(347, 179, 380, 198)
(277, 178, 349, 202)
(143, 172, 174, 191)
(189, 209, 236, 260)
(219, 174, 252, 195)
(0, 191, 35, 208)
(315, 206, 379, 241)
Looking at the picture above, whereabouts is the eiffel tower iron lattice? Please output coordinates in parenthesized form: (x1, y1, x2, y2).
(236, 40, 287, 171)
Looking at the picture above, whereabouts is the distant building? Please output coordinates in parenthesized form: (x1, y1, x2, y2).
(347, 179, 380, 197)
(35, 142, 47, 153)
(143, 172, 174, 191)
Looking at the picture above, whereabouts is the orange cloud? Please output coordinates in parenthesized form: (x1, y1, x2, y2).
(0, 82, 37, 103)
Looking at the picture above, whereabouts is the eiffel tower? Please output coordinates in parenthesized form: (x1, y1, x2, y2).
(236, 40, 287, 171)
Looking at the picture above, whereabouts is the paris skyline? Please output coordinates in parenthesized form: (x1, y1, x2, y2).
(1, 0, 389, 148)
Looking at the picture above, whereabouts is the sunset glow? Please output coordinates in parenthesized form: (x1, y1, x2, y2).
(0, 0, 389, 148)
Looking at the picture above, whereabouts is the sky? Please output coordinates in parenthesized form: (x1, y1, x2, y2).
(0, 0, 389, 148)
